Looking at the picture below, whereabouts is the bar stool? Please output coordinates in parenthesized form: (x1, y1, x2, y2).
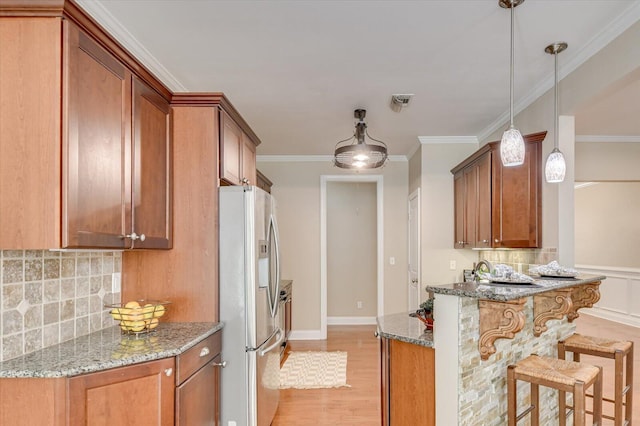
(507, 354, 603, 425)
(559, 334, 634, 426)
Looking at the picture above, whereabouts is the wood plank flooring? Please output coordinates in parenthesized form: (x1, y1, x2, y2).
(272, 325, 380, 425)
(272, 315, 639, 425)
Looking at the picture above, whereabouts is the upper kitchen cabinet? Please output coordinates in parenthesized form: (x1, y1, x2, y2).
(0, 2, 172, 250)
(451, 131, 545, 249)
(220, 110, 259, 186)
(256, 170, 273, 194)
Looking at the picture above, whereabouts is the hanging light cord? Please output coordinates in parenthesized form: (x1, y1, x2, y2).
(509, 2, 515, 127)
(553, 49, 559, 150)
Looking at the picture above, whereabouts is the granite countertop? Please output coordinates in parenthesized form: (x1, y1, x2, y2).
(0, 322, 223, 378)
(280, 279, 292, 295)
(425, 273, 606, 302)
(376, 312, 434, 348)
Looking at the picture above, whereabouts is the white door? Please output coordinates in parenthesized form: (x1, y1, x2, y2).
(408, 189, 420, 311)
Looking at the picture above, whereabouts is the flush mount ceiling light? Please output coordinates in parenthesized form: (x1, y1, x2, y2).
(499, 0, 526, 167)
(545, 42, 568, 183)
(333, 109, 388, 169)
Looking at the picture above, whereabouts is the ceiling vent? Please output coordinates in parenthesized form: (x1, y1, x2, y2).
(390, 94, 414, 112)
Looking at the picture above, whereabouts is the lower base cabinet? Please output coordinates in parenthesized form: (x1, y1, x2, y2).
(0, 330, 222, 426)
(380, 337, 435, 425)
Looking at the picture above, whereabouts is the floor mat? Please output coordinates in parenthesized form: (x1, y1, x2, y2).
(279, 351, 349, 389)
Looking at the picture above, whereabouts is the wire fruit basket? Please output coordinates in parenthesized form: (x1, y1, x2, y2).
(106, 300, 170, 335)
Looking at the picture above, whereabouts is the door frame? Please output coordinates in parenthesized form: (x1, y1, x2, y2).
(320, 175, 384, 339)
(408, 188, 421, 311)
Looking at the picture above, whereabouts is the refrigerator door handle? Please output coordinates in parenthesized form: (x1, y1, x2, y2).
(267, 215, 281, 318)
(259, 329, 284, 357)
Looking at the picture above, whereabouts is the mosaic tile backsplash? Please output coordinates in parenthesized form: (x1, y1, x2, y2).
(1, 250, 122, 362)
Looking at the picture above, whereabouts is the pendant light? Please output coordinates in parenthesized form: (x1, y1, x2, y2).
(334, 109, 388, 169)
(499, 0, 525, 167)
(544, 42, 568, 183)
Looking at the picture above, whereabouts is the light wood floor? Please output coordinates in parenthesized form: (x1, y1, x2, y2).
(273, 315, 639, 425)
(272, 325, 380, 425)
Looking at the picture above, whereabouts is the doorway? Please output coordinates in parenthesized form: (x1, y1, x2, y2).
(408, 188, 421, 311)
(320, 175, 383, 339)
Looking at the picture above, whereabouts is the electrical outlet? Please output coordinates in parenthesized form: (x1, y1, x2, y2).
(357, 301, 363, 309)
(389, 257, 395, 265)
(449, 260, 457, 270)
(111, 272, 121, 293)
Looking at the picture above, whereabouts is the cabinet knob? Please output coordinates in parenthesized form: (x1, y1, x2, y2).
(125, 232, 146, 242)
(494, 238, 500, 243)
(482, 239, 489, 244)
(212, 361, 227, 368)
(164, 368, 173, 377)
(241, 178, 250, 185)
(411, 278, 418, 284)
(374, 331, 379, 338)
(199, 347, 210, 357)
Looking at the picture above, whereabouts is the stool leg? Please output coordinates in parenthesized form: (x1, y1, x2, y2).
(625, 343, 633, 425)
(508, 366, 517, 426)
(560, 386, 567, 426)
(531, 382, 539, 426)
(614, 350, 623, 426)
(559, 341, 566, 360)
(593, 366, 603, 426)
(575, 381, 586, 426)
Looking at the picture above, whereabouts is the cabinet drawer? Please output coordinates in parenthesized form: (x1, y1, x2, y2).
(176, 331, 221, 385)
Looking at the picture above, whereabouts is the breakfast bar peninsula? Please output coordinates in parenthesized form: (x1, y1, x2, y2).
(378, 273, 605, 425)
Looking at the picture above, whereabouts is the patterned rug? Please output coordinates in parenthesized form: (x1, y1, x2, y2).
(279, 351, 349, 389)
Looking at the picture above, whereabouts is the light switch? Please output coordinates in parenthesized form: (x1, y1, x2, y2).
(389, 257, 396, 265)
(449, 260, 456, 270)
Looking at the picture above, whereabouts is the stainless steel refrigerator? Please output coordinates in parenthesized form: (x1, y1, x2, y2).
(219, 185, 283, 426)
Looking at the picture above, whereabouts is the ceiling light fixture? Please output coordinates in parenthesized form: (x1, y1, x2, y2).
(544, 42, 568, 183)
(499, 0, 526, 167)
(334, 109, 388, 169)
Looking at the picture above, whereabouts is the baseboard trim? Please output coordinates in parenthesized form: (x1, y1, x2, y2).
(327, 316, 377, 325)
(288, 330, 324, 340)
(582, 308, 640, 329)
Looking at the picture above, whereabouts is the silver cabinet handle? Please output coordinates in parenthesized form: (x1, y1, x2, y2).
(164, 368, 173, 377)
(212, 361, 227, 368)
(199, 347, 210, 357)
(125, 232, 146, 242)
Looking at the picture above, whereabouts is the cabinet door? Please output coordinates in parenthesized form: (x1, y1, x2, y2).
(68, 357, 175, 426)
(220, 110, 242, 185)
(176, 355, 221, 426)
(242, 134, 257, 186)
(63, 23, 130, 248)
(476, 153, 492, 248)
(453, 171, 465, 248)
(463, 166, 477, 248)
(492, 137, 542, 248)
(131, 77, 172, 249)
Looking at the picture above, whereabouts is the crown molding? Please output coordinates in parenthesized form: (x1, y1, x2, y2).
(418, 136, 479, 144)
(477, 1, 640, 142)
(575, 135, 640, 143)
(74, 0, 187, 92)
(257, 155, 407, 162)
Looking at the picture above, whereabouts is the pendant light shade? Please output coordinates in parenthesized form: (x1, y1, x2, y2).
(334, 109, 388, 169)
(544, 42, 568, 183)
(499, 0, 525, 167)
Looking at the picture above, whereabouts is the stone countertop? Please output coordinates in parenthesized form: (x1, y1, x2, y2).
(0, 322, 223, 378)
(425, 273, 606, 302)
(376, 312, 434, 348)
(280, 279, 292, 296)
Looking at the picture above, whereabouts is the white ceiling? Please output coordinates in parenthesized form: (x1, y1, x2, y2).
(77, 0, 640, 157)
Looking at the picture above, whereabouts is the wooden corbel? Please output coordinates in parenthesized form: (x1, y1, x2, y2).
(478, 298, 526, 360)
(567, 281, 601, 322)
(533, 288, 573, 336)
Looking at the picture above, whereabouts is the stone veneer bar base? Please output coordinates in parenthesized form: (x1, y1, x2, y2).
(435, 294, 575, 425)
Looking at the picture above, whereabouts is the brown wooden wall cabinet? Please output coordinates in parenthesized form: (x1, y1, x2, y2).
(451, 131, 545, 249)
(256, 170, 274, 193)
(380, 337, 435, 426)
(0, 3, 171, 250)
(220, 110, 258, 186)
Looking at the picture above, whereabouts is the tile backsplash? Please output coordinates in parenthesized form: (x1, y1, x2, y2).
(478, 248, 557, 274)
(1, 250, 122, 362)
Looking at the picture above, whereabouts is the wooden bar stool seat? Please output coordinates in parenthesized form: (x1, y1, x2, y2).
(559, 334, 634, 426)
(507, 354, 603, 425)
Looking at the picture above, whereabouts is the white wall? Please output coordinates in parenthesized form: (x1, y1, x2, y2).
(576, 142, 640, 181)
(257, 160, 408, 334)
(327, 182, 377, 317)
(417, 143, 479, 289)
